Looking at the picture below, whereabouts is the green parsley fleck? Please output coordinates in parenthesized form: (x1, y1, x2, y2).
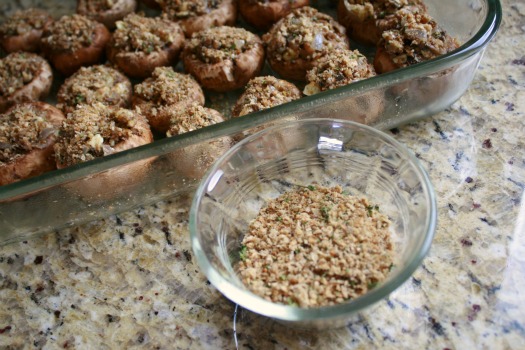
(366, 205, 379, 217)
(239, 245, 248, 261)
(321, 206, 330, 222)
(389, 263, 395, 272)
(74, 94, 85, 105)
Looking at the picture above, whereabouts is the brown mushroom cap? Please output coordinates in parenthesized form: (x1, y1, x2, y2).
(239, 0, 309, 31)
(40, 14, 110, 76)
(132, 66, 205, 133)
(161, 0, 238, 37)
(0, 102, 65, 186)
(183, 26, 265, 92)
(0, 52, 53, 113)
(0, 8, 54, 53)
(263, 7, 349, 82)
(77, 0, 138, 30)
(107, 13, 185, 79)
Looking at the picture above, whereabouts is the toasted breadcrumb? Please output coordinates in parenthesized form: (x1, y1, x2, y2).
(0, 103, 59, 163)
(304, 49, 375, 95)
(238, 185, 393, 308)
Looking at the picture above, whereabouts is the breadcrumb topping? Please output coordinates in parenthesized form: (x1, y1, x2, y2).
(54, 103, 144, 166)
(161, 0, 222, 19)
(134, 67, 200, 106)
(113, 13, 183, 54)
(0, 103, 59, 163)
(0, 8, 52, 37)
(232, 76, 302, 117)
(41, 14, 99, 52)
(57, 65, 131, 113)
(185, 26, 261, 64)
(237, 185, 393, 308)
(0, 52, 44, 97)
(165, 104, 224, 136)
(380, 8, 459, 67)
(304, 49, 376, 95)
(263, 7, 348, 63)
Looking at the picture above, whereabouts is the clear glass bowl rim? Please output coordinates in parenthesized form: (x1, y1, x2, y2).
(189, 118, 438, 322)
(0, 0, 502, 201)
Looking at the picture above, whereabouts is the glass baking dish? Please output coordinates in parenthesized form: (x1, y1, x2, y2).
(0, 0, 501, 245)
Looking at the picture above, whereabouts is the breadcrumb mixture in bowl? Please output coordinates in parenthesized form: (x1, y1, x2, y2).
(190, 118, 437, 329)
(238, 184, 394, 308)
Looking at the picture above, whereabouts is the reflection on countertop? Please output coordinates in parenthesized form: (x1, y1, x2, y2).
(1, 1, 524, 349)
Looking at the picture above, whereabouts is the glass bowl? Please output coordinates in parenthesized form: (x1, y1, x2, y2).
(0, 0, 500, 244)
(190, 118, 437, 329)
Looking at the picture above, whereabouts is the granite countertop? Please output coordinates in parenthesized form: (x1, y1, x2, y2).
(1, 1, 524, 349)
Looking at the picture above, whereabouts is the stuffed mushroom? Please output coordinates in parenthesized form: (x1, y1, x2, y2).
(263, 7, 349, 82)
(132, 66, 205, 133)
(0, 8, 54, 53)
(232, 75, 302, 117)
(165, 103, 231, 179)
(77, 0, 138, 29)
(183, 26, 265, 92)
(0, 102, 65, 186)
(56, 64, 132, 115)
(40, 14, 110, 76)
(107, 13, 185, 79)
(160, 0, 237, 37)
(0, 52, 53, 113)
(373, 8, 459, 73)
(239, 0, 309, 31)
(337, 0, 427, 46)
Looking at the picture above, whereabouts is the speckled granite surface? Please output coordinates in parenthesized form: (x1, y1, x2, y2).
(1, 1, 524, 349)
